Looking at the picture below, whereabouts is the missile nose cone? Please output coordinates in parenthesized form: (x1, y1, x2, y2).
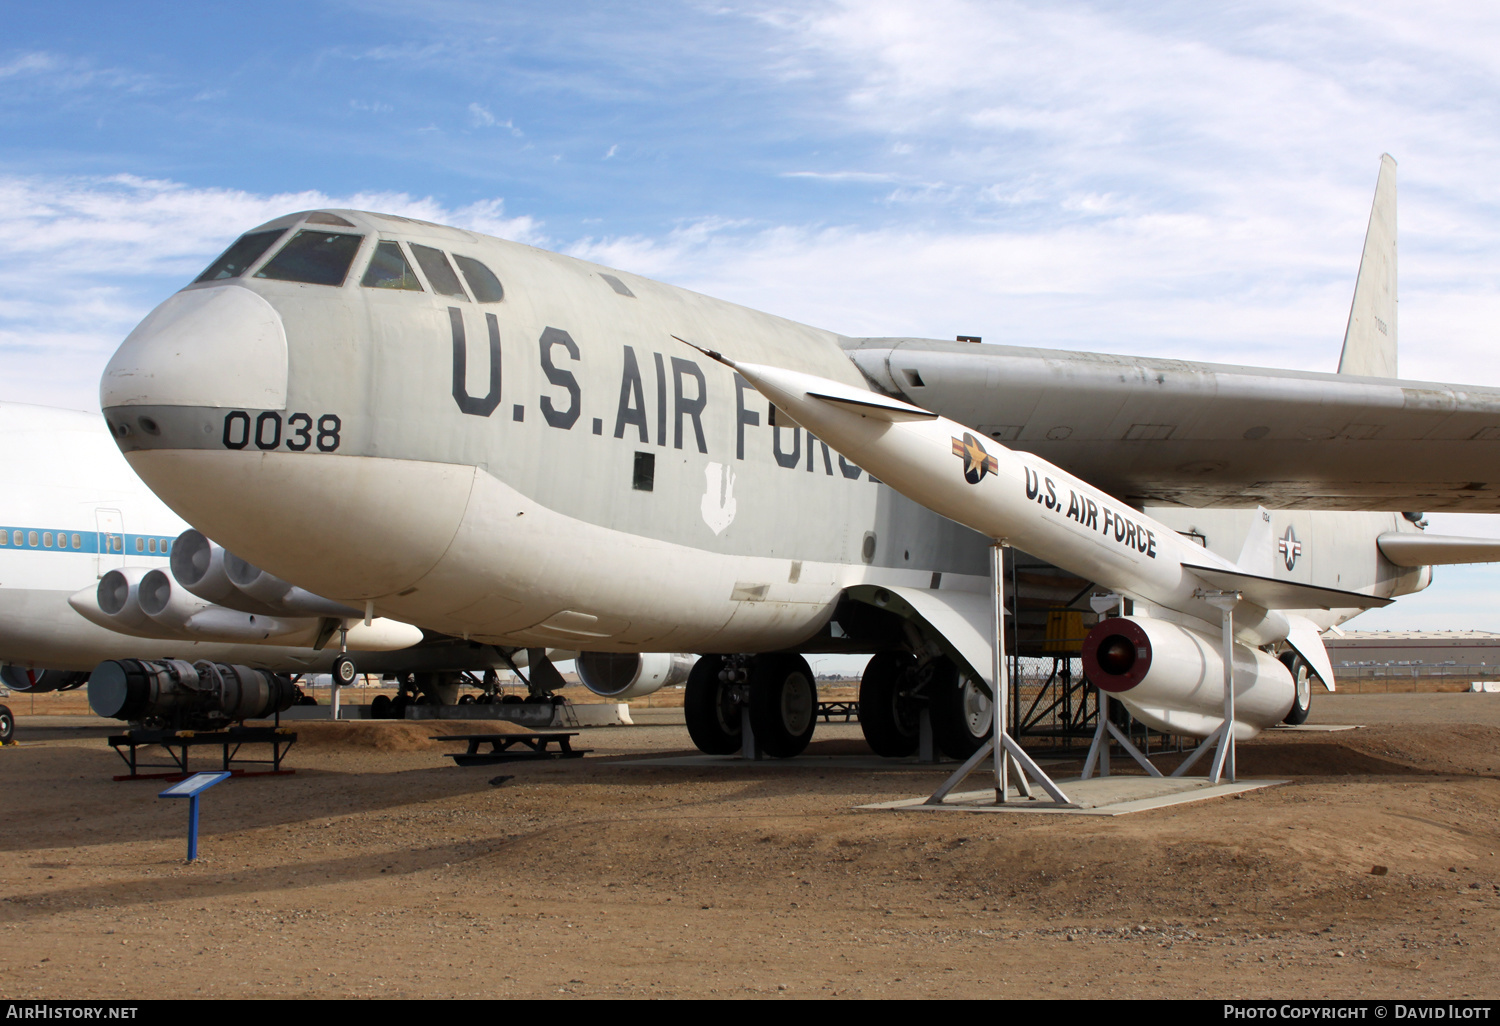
(101, 285, 288, 410)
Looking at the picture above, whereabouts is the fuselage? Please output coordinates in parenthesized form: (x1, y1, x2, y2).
(99, 209, 1427, 656)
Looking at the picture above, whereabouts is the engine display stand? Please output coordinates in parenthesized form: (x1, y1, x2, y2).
(109, 725, 298, 781)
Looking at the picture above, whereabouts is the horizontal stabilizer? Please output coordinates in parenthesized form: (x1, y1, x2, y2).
(1377, 532, 1500, 567)
(1183, 563, 1393, 611)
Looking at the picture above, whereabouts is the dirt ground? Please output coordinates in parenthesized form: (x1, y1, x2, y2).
(3, 693, 1500, 1000)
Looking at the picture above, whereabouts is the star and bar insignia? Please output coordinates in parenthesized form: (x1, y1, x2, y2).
(951, 431, 999, 484)
(1278, 526, 1302, 571)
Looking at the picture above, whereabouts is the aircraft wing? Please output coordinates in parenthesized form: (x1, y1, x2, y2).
(845, 338, 1500, 512)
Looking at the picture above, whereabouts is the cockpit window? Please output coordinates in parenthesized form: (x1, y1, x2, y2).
(454, 255, 505, 303)
(194, 229, 286, 283)
(254, 231, 365, 286)
(409, 244, 469, 299)
(361, 241, 424, 291)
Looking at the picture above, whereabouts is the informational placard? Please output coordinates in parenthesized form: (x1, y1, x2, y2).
(158, 771, 231, 799)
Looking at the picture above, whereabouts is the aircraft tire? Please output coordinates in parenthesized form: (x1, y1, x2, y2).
(930, 663, 992, 760)
(370, 694, 393, 719)
(0, 704, 12, 744)
(1280, 651, 1313, 725)
(858, 652, 920, 757)
(684, 655, 740, 755)
(332, 655, 358, 687)
(748, 654, 817, 759)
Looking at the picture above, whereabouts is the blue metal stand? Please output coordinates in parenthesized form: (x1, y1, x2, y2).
(159, 771, 231, 862)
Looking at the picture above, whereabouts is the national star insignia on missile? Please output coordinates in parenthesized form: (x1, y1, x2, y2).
(952, 432, 999, 485)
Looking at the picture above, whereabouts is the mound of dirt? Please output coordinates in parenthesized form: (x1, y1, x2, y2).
(286, 719, 532, 752)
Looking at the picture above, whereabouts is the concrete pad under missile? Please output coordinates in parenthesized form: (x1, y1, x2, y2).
(861, 776, 1286, 816)
(606, 753, 1072, 773)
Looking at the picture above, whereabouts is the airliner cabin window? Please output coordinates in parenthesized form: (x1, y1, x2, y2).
(409, 244, 469, 299)
(255, 231, 366, 286)
(454, 255, 505, 303)
(195, 229, 287, 283)
(361, 241, 424, 291)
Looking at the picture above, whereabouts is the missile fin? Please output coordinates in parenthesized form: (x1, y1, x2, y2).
(1184, 563, 1393, 611)
(1234, 506, 1276, 576)
(1284, 613, 1338, 693)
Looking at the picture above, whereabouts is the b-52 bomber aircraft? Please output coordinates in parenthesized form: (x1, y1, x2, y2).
(96, 155, 1500, 759)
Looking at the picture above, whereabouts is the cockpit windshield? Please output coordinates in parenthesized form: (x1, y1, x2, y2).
(361, 241, 424, 291)
(255, 230, 365, 286)
(409, 244, 469, 299)
(454, 255, 505, 302)
(194, 229, 286, 283)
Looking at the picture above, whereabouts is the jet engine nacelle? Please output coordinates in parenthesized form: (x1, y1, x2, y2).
(87, 657, 299, 728)
(1081, 616, 1295, 740)
(0, 667, 89, 693)
(73, 567, 423, 650)
(138, 569, 303, 640)
(96, 567, 160, 633)
(575, 652, 698, 700)
(171, 530, 361, 619)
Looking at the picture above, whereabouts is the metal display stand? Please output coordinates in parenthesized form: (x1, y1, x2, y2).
(109, 725, 297, 780)
(925, 543, 1071, 807)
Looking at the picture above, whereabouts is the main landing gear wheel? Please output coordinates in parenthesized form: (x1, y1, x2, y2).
(0, 704, 13, 744)
(1279, 651, 1313, 726)
(749, 653, 817, 759)
(369, 694, 393, 719)
(859, 652, 921, 757)
(929, 660, 993, 760)
(332, 655, 358, 687)
(684, 655, 739, 755)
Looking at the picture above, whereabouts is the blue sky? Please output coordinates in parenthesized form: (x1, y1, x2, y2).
(5, 0, 1500, 632)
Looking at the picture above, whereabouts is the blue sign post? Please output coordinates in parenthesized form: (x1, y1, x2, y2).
(159, 771, 231, 862)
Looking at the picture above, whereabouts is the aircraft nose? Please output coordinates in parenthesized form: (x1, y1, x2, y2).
(101, 285, 287, 410)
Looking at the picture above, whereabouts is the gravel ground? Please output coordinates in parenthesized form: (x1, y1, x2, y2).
(2, 693, 1499, 999)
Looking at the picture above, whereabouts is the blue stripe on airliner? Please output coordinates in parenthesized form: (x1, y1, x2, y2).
(0, 526, 176, 556)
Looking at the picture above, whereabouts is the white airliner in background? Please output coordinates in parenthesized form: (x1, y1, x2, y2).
(91, 156, 1500, 760)
(0, 401, 676, 739)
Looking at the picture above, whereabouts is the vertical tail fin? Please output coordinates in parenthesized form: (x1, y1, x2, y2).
(1337, 154, 1398, 377)
(1235, 506, 1275, 576)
